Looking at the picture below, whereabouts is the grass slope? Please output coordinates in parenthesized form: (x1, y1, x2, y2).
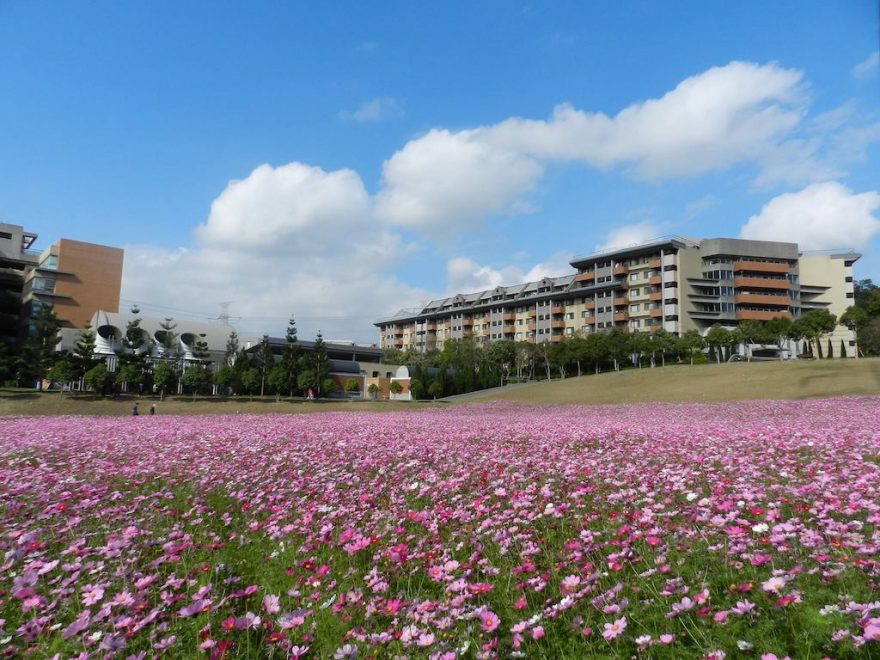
(465, 357, 880, 405)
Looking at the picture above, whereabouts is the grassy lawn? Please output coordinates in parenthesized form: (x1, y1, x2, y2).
(464, 357, 880, 405)
(1, 358, 878, 415)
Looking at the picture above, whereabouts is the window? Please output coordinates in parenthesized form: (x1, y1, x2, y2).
(515, 332, 523, 339)
(629, 288, 640, 297)
(629, 304, 640, 312)
(565, 327, 574, 335)
(567, 312, 574, 319)
(630, 319, 641, 329)
(629, 273, 639, 282)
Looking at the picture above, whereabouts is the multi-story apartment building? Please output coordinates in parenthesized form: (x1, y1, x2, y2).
(0, 223, 39, 346)
(376, 236, 860, 356)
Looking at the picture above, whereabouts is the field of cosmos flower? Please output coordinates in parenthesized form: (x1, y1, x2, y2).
(2, 398, 880, 659)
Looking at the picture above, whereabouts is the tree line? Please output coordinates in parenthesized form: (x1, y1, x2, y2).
(0, 308, 339, 399)
(385, 308, 850, 400)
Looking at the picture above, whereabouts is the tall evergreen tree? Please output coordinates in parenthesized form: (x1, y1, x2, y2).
(311, 331, 330, 395)
(73, 323, 99, 380)
(281, 315, 302, 397)
(257, 335, 274, 397)
(19, 304, 61, 389)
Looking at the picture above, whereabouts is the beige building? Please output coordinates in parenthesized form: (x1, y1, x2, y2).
(376, 236, 860, 357)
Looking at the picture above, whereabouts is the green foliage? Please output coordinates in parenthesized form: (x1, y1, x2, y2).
(280, 316, 302, 396)
(47, 358, 77, 393)
(153, 362, 177, 399)
(389, 380, 403, 395)
(240, 367, 261, 398)
(321, 377, 336, 395)
(83, 363, 111, 394)
(367, 382, 380, 400)
(73, 323, 98, 377)
(181, 364, 212, 395)
(344, 377, 361, 393)
(19, 304, 61, 387)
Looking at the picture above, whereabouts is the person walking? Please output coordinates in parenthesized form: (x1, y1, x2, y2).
(131, 402, 139, 416)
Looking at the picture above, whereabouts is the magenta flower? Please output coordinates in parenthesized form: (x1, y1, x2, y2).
(602, 617, 627, 641)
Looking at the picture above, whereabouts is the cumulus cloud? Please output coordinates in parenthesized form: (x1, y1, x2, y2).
(340, 97, 404, 123)
(375, 129, 543, 233)
(739, 182, 880, 250)
(594, 221, 662, 252)
(852, 51, 879, 79)
(445, 252, 573, 294)
(123, 163, 426, 342)
(195, 162, 370, 251)
(480, 61, 806, 178)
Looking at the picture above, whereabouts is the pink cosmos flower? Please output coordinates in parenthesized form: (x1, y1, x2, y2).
(479, 610, 500, 633)
(531, 626, 544, 640)
(602, 617, 627, 641)
(262, 594, 280, 614)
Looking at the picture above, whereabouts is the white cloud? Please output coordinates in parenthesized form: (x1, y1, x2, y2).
(195, 162, 370, 251)
(852, 51, 879, 79)
(595, 221, 662, 252)
(375, 129, 543, 233)
(739, 181, 880, 250)
(340, 97, 404, 123)
(445, 251, 573, 294)
(480, 61, 806, 179)
(123, 163, 426, 343)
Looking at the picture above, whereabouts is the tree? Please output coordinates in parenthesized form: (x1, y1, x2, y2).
(389, 380, 403, 397)
(798, 310, 837, 359)
(404, 378, 427, 399)
(310, 332, 330, 396)
(19, 304, 61, 388)
(651, 329, 675, 368)
(116, 316, 149, 394)
(267, 364, 288, 400)
(181, 364, 212, 397)
(322, 378, 337, 396)
(159, 318, 179, 359)
(73, 323, 99, 381)
(256, 335, 274, 397)
(47, 358, 77, 397)
(840, 306, 869, 359)
(344, 377, 360, 393)
(705, 324, 730, 364)
(734, 320, 765, 362)
(678, 329, 705, 365)
(153, 362, 176, 401)
(427, 380, 443, 399)
(241, 367, 261, 401)
(281, 316, 302, 397)
(367, 382, 380, 400)
(83, 363, 111, 395)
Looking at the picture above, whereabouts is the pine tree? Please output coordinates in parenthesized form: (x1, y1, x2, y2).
(19, 304, 61, 389)
(311, 331, 330, 396)
(73, 323, 98, 380)
(281, 315, 301, 397)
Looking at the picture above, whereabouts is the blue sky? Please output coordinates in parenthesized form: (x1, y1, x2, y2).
(1, 1, 878, 342)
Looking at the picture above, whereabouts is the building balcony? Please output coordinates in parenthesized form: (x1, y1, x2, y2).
(649, 291, 663, 301)
(735, 309, 793, 321)
(613, 264, 628, 276)
(551, 320, 566, 329)
(648, 258, 661, 269)
(527, 322, 536, 331)
(503, 326, 515, 335)
(734, 293, 790, 306)
(551, 305, 565, 315)
(425, 322, 436, 331)
(502, 313, 515, 321)
(613, 312, 628, 322)
(528, 309, 537, 318)
(734, 260, 789, 274)
(649, 275, 662, 285)
(583, 300, 595, 309)
(574, 271, 595, 283)
(612, 297, 628, 306)
(733, 277, 790, 290)
(649, 307, 663, 318)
